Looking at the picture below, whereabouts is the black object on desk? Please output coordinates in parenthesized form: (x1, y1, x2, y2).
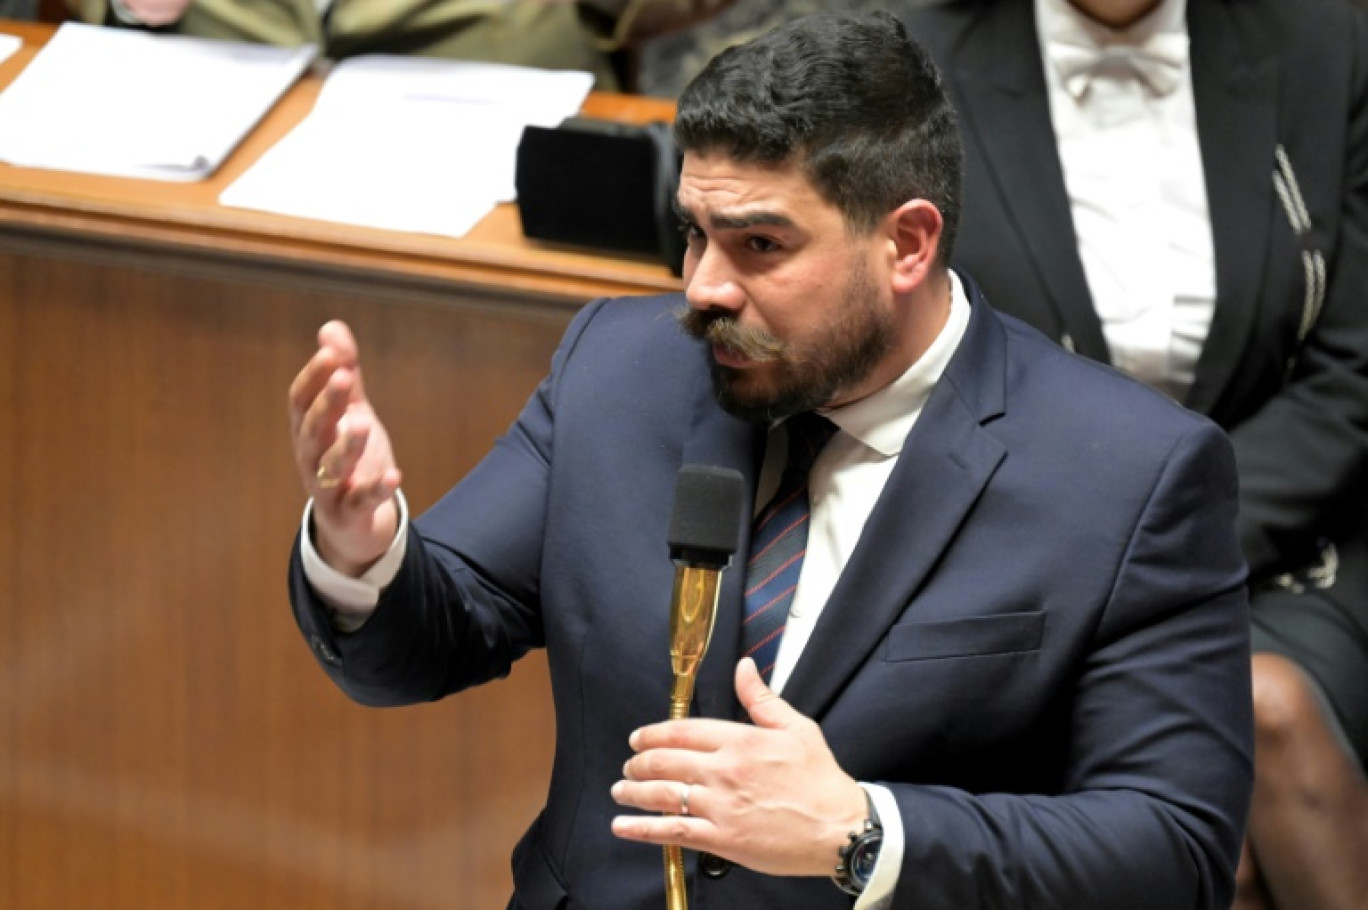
(515, 118, 685, 276)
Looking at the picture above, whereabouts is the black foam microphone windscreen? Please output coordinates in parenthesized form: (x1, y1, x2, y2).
(667, 464, 746, 569)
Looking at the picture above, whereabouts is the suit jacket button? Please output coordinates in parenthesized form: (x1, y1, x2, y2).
(699, 852, 731, 878)
(311, 635, 339, 665)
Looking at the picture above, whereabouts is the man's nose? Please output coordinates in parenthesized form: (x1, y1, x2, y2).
(684, 245, 745, 313)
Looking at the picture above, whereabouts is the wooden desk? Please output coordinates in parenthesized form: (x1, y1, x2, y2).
(0, 20, 680, 910)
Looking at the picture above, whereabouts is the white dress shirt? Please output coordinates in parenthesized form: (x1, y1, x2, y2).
(1037, 0, 1216, 401)
(765, 272, 970, 695)
(764, 270, 969, 907)
(301, 271, 973, 908)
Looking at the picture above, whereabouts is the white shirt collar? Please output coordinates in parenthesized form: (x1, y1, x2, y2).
(1038, 0, 1190, 99)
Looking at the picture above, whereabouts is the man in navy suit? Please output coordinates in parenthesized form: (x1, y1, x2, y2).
(898, 1, 1368, 906)
(286, 12, 1253, 909)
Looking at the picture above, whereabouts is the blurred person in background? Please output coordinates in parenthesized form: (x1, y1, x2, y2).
(67, 0, 735, 89)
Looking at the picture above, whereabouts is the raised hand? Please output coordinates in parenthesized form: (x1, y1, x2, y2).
(287, 320, 402, 576)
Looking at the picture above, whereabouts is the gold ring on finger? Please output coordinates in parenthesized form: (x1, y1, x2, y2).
(316, 463, 340, 489)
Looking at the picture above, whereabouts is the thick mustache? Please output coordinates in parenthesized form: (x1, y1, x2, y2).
(677, 308, 785, 363)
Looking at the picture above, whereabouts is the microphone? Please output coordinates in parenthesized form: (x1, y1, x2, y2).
(662, 464, 745, 910)
(666, 464, 746, 694)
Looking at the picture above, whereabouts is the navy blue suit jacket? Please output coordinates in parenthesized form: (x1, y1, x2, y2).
(291, 281, 1253, 909)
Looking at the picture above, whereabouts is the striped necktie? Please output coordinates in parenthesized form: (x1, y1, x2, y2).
(742, 412, 838, 683)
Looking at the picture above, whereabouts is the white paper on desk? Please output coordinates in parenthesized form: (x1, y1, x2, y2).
(219, 55, 594, 238)
(0, 33, 20, 67)
(0, 22, 315, 181)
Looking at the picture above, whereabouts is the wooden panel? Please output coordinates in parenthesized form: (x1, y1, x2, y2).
(0, 233, 569, 909)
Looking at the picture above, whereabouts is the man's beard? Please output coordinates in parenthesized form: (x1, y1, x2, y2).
(676, 262, 894, 422)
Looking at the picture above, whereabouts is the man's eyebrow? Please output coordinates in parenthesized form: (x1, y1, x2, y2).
(672, 200, 795, 231)
(709, 211, 795, 230)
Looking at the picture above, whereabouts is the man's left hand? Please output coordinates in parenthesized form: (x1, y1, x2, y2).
(611, 657, 867, 877)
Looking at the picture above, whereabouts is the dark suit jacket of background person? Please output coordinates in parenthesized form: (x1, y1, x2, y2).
(899, 0, 1368, 703)
(289, 279, 1253, 909)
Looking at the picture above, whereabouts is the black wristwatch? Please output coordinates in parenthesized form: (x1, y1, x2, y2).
(832, 792, 883, 896)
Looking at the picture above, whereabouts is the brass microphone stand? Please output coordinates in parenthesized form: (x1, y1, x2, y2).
(663, 564, 723, 910)
(659, 465, 744, 909)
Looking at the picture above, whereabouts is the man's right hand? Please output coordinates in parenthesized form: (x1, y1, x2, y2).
(288, 321, 403, 578)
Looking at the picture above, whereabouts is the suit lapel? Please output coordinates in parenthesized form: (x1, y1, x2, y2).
(951, 0, 1109, 361)
(1184, 0, 1280, 414)
(780, 285, 1008, 721)
(677, 379, 766, 722)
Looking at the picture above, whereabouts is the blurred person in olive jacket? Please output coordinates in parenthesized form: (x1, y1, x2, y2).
(67, 0, 734, 89)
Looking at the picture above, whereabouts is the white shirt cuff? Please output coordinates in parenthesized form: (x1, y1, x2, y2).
(853, 783, 904, 909)
(300, 490, 409, 632)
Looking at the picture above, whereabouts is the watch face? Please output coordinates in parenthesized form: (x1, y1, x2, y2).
(850, 830, 883, 886)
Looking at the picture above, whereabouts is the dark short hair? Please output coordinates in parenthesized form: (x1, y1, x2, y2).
(674, 11, 963, 264)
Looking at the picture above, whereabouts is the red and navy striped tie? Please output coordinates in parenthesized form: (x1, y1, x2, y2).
(742, 412, 838, 683)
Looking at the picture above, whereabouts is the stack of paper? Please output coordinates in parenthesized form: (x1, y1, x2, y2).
(0, 22, 315, 181)
(219, 55, 594, 238)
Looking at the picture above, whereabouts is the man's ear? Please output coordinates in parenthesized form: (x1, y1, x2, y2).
(886, 200, 943, 295)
